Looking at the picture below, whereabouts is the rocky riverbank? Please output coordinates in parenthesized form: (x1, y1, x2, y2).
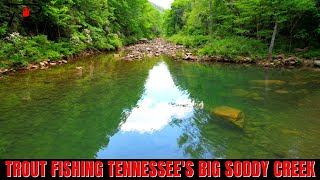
(1, 38, 320, 76)
(0, 50, 98, 75)
(119, 38, 320, 68)
(118, 38, 194, 61)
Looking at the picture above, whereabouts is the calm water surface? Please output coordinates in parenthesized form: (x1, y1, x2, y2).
(0, 54, 320, 159)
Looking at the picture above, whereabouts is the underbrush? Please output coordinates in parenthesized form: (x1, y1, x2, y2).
(198, 36, 267, 59)
(167, 33, 209, 48)
(167, 34, 268, 60)
(0, 32, 123, 68)
(303, 50, 320, 59)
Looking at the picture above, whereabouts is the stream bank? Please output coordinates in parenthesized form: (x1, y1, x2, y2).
(1, 38, 319, 76)
(120, 38, 320, 68)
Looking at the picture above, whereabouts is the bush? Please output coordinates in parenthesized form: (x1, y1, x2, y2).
(167, 33, 209, 48)
(0, 34, 72, 67)
(0, 34, 47, 66)
(198, 36, 267, 59)
(0, 29, 126, 68)
(303, 50, 320, 59)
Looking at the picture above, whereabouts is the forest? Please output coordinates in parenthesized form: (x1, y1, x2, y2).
(163, 0, 320, 60)
(0, 0, 161, 68)
(1, 0, 320, 69)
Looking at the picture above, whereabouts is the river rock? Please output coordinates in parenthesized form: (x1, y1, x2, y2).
(241, 57, 252, 63)
(114, 54, 121, 58)
(250, 80, 286, 86)
(275, 90, 289, 94)
(314, 60, 320, 67)
(288, 82, 308, 86)
(140, 38, 148, 42)
(31, 65, 39, 69)
(211, 106, 245, 128)
(62, 60, 68, 64)
(27, 65, 39, 70)
(39, 62, 46, 67)
(50, 62, 57, 66)
(183, 56, 190, 60)
(232, 89, 250, 97)
(76, 67, 83, 70)
(276, 54, 285, 60)
(286, 56, 296, 62)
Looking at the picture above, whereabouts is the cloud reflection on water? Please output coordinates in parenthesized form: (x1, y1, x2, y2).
(120, 62, 195, 133)
(96, 61, 202, 158)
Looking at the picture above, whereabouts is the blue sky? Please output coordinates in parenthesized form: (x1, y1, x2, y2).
(148, 0, 174, 9)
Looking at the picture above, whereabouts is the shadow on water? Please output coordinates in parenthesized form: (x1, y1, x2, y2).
(0, 54, 320, 159)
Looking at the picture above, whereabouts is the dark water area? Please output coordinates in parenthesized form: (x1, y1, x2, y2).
(0, 53, 320, 159)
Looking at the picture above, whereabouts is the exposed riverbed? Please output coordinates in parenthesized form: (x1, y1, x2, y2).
(0, 53, 319, 158)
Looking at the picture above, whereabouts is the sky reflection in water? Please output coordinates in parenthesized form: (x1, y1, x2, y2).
(97, 62, 202, 158)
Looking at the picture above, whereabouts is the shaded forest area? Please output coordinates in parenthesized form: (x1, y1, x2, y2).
(163, 0, 320, 61)
(0, 0, 161, 68)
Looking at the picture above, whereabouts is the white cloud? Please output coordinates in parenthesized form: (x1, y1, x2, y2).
(148, 0, 174, 9)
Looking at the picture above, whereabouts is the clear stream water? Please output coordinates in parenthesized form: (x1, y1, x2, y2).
(0, 54, 320, 159)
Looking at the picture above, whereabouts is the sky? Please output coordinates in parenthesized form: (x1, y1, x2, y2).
(148, 0, 174, 9)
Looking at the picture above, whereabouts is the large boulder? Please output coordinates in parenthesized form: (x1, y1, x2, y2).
(211, 106, 245, 128)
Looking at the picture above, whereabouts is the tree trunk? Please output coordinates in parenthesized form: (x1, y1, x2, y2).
(209, 0, 213, 44)
(268, 17, 278, 61)
(58, 26, 61, 39)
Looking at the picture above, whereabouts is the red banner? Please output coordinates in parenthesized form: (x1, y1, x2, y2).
(1, 160, 318, 178)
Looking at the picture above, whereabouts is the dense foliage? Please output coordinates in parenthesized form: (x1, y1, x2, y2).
(0, 0, 162, 68)
(163, 0, 320, 60)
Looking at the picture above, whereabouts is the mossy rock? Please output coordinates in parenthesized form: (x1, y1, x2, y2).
(211, 106, 245, 128)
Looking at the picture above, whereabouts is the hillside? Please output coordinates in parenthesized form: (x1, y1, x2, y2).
(150, 2, 165, 13)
